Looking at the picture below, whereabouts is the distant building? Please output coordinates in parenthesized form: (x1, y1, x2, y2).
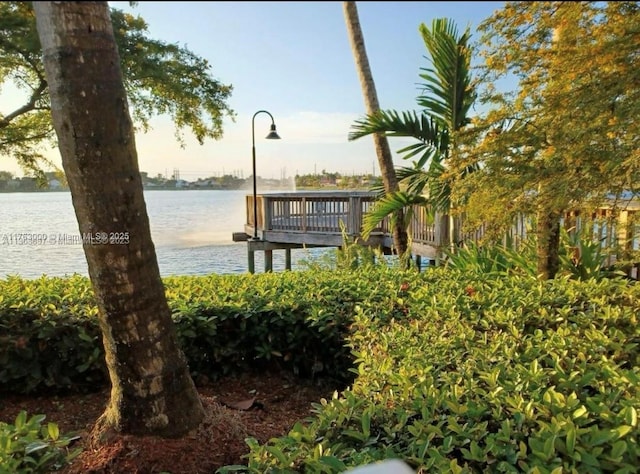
(48, 178, 63, 190)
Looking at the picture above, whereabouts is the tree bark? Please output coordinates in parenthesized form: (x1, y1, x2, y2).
(33, 1, 204, 437)
(536, 204, 562, 280)
(343, 1, 409, 261)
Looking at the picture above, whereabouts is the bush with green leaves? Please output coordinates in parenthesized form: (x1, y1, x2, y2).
(164, 269, 393, 381)
(443, 237, 538, 278)
(558, 227, 628, 281)
(3, 264, 639, 472)
(0, 266, 410, 394)
(0, 275, 105, 393)
(226, 269, 640, 473)
(0, 410, 80, 473)
(445, 230, 631, 281)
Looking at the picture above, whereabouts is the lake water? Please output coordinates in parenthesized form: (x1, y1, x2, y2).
(0, 190, 332, 279)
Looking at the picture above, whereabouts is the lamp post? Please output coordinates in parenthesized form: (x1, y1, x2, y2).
(251, 110, 281, 240)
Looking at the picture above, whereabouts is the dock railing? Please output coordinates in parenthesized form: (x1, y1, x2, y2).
(242, 191, 640, 276)
(245, 191, 441, 251)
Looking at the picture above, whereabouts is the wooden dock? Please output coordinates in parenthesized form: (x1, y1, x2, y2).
(233, 191, 640, 275)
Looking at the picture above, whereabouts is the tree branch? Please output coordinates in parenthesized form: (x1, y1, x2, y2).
(0, 80, 48, 128)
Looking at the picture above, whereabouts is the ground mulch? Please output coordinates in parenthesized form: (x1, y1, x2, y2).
(0, 370, 339, 473)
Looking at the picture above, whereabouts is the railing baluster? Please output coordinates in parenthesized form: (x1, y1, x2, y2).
(248, 193, 638, 278)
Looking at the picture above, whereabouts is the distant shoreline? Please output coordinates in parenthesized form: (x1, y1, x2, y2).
(0, 187, 249, 193)
(0, 186, 370, 193)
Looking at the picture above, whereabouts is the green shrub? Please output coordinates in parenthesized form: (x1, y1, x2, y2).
(444, 237, 538, 278)
(0, 411, 80, 473)
(166, 271, 368, 381)
(0, 275, 105, 394)
(1, 267, 411, 394)
(300, 223, 404, 273)
(3, 268, 639, 473)
(558, 228, 627, 281)
(446, 230, 630, 281)
(231, 270, 640, 473)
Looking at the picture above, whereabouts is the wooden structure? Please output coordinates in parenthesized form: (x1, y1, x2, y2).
(233, 191, 640, 275)
(234, 192, 398, 273)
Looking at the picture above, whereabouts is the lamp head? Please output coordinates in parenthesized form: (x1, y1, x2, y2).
(265, 123, 281, 140)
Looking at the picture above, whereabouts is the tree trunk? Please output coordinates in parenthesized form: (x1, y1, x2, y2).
(536, 205, 562, 280)
(33, 1, 204, 438)
(343, 1, 409, 260)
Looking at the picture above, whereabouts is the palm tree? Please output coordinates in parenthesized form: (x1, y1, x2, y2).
(34, 2, 204, 437)
(349, 18, 477, 255)
(343, 1, 409, 260)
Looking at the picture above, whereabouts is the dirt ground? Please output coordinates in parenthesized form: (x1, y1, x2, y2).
(0, 370, 339, 473)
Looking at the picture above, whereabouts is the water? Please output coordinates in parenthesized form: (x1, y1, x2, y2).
(0, 190, 332, 279)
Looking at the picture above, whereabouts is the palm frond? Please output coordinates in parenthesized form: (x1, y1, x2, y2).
(361, 191, 428, 240)
(395, 141, 431, 162)
(425, 157, 452, 212)
(349, 110, 442, 145)
(368, 179, 386, 198)
(417, 18, 476, 132)
(397, 165, 430, 195)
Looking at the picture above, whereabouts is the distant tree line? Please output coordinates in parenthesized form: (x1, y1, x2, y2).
(0, 170, 65, 191)
(0, 169, 379, 191)
(295, 170, 380, 189)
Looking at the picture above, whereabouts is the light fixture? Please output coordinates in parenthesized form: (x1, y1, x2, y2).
(251, 110, 281, 240)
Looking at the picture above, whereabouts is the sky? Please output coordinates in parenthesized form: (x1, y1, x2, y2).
(4, 1, 506, 181)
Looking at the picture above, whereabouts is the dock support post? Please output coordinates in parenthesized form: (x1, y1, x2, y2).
(415, 255, 422, 272)
(248, 248, 255, 274)
(265, 249, 273, 272)
(285, 249, 291, 270)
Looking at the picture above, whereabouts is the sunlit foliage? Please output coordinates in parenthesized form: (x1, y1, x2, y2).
(455, 1, 640, 278)
(0, 2, 235, 179)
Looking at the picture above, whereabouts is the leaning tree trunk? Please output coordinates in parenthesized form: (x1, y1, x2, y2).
(343, 1, 409, 261)
(33, 1, 204, 438)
